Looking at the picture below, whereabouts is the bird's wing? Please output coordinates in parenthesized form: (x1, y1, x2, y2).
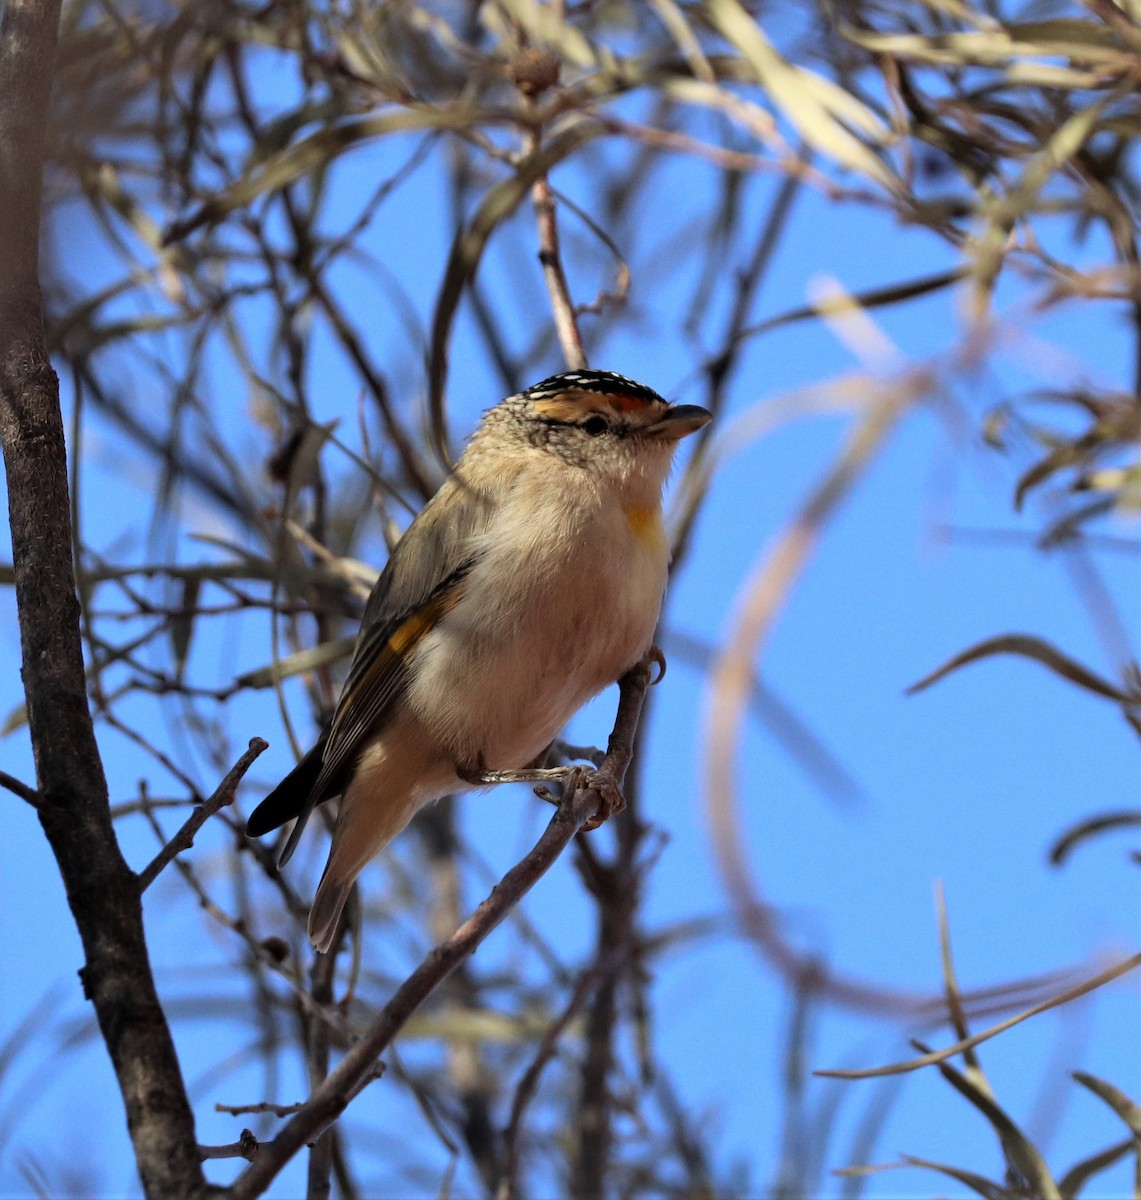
(247, 467, 508, 866)
(310, 470, 500, 798)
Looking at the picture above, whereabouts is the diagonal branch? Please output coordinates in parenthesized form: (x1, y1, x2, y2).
(138, 737, 268, 892)
(228, 653, 655, 1199)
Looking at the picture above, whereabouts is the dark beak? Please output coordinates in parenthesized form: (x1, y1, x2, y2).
(642, 404, 712, 441)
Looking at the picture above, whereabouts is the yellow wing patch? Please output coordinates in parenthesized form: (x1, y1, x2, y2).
(331, 589, 457, 739)
(386, 603, 441, 657)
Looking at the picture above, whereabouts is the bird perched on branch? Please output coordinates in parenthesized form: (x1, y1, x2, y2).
(246, 370, 711, 952)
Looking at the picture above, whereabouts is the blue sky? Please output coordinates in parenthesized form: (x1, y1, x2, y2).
(2, 26, 1139, 1197)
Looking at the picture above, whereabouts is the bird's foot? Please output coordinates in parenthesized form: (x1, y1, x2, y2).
(459, 758, 625, 831)
(578, 768, 626, 831)
(533, 764, 625, 830)
(456, 759, 575, 789)
(455, 739, 607, 789)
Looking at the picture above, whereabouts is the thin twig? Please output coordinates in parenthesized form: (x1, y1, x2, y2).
(498, 942, 629, 1199)
(569, 650, 666, 1196)
(817, 951, 1141, 1080)
(199, 1130, 259, 1161)
(138, 738, 268, 891)
(0, 769, 40, 807)
(216, 1100, 304, 1118)
(306, 929, 339, 1200)
(532, 156, 587, 371)
(518, 52, 587, 372)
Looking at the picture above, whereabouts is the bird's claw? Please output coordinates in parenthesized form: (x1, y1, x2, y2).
(578, 768, 626, 832)
(458, 751, 626, 830)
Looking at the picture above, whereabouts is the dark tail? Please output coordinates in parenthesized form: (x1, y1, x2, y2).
(246, 737, 328, 836)
(249, 733, 353, 866)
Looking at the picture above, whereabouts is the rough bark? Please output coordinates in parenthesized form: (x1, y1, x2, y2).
(0, 2, 208, 1196)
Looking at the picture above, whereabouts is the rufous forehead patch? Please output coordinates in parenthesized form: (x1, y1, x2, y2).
(532, 390, 662, 424)
(605, 390, 662, 413)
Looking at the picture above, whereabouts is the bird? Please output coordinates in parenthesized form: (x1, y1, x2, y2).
(246, 369, 711, 952)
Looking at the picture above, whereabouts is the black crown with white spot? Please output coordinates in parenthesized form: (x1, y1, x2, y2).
(522, 370, 665, 406)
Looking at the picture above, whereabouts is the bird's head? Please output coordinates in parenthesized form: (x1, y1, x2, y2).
(480, 370, 711, 485)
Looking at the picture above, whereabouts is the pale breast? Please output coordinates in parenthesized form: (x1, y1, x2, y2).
(405, 473, 669, 770)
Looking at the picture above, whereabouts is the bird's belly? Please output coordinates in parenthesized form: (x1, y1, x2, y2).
(405, 505, 667, 771)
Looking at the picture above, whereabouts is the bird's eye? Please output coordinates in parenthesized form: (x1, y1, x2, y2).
(582, 416, 608, 437)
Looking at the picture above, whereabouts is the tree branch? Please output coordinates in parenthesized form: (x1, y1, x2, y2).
(0, 769, 41, 807)
(518, 47, 588, 373)
(138, 738, 268, 892)
(228, 653, 655, 1199)
(0, 2, 208, 1195)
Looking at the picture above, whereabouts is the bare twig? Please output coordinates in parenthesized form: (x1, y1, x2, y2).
(1050, 809, 1141, 866)
(138, 738, 268, 891)
(305, 929, 339, 1200)
(498, 942, 629, 1199)
(0, 769, 40, 807)
(569, 652, 667, 1195)
(216, 1100, 304, 1118)
(517, 48, 587, 371)
(531, 157, 586, 371)
(199, 1129, 259, 1161)
(817, 952, 1141, 1080)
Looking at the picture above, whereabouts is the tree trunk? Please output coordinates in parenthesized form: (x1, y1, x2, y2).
(0, 2, 208, 1195)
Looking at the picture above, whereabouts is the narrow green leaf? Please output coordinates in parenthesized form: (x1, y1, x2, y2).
(1005, 99, 1109, 214)
(1058, 1137, 1134, 1199)
(1, 702, 28, 738)
(490, 0, 599, 68)
(841, 23, 1129, 68)
(897, 1155, 1006, 1199)
(707, 0, 894, 190)
(234, 637, 356, 690)
(166, 105, 489, 241)
(1070, 1074, 1141, 1199)
(969, 97, 1110, 314)
(170, 576, 200, 682)
(1072, 1073, 1141, 1138)
(247, 98, 347, 167)
(919, 1049, 1062, 1200)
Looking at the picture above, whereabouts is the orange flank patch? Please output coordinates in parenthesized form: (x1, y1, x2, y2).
(624, 505, 666, 550)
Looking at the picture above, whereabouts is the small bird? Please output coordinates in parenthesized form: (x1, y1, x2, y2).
(246, 370, 711, 952)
